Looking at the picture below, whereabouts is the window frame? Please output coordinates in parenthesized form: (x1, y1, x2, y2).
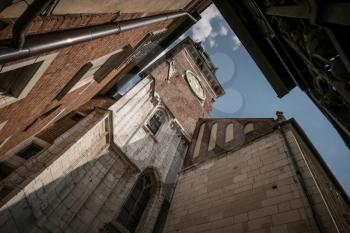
(144, 109, 167, 138)
(2, 137, 50, 163)
(225, 123, 235, 143)
(0, 52, 58, 108)
(115, 173, 155, 233)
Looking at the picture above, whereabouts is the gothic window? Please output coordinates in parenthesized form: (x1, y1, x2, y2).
(147, 110, 165, 135)
(193, 123, 205, 159)
(0, 53, 57, 108)
(244, 122, 254, 134)
(225, 123, 234, 143)
(208, 123, 218, 151)
(152, 200, 170, 233)
(15, 142, 43, 160)
(116, 174, 154, 233)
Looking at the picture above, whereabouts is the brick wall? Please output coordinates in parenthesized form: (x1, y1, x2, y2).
(0, 57, 195, 233)
(149, 48, 216, 137)
(163, 123, 350, 233)
(0, 12, 174, 158)
(185, 118, 277, 167)
(290, 125, 350, 232)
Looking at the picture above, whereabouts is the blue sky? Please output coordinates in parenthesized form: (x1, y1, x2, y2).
(188, 5, 350, 194)
(120, 4, 350, 194)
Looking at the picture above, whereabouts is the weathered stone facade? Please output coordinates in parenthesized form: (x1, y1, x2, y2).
(1, 3, 348, 232)
(0, 76, 188, 233)
(164, 118, 350, 233)
(0, 36, 222, 233)
(0, 0, 211, 158)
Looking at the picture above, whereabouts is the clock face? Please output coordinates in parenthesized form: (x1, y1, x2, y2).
(185, 70, 205, 100)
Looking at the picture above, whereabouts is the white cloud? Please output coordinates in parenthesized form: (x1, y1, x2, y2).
(219, 24, 228, 36)
(231, 34, 242, 51)
(190, 4, 241, 51)
(191, 5, 221, 43)
(209, 38, 217, 48)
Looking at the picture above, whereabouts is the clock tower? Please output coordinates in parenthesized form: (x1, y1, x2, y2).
(141, 37, 224, 136)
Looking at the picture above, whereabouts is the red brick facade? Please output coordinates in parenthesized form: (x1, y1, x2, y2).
(0, 12, 177, 157)
(145, 39, 224, 136)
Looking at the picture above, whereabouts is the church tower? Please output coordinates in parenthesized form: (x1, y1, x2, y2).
(141, 37, 224, 137)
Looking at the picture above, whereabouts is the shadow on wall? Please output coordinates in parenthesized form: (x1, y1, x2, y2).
(0, 126, 185, 233)
(0, 152, 138, 233)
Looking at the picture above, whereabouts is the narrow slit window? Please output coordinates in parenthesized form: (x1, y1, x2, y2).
(208, 123, 218, 151)
(0, 61, 43, 98)
(225, 123, 234, 142)
(15, 142, 43, 160)
(70, 112, 85, 122)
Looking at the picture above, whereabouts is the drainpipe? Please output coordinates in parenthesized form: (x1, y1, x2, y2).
(0, 11, 197, 64)
(12, 0, 55, 49)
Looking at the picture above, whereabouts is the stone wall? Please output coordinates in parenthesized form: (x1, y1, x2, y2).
(110, 76, 188, 187)
(163, 123, 350, 233)
(290, 125, 350, 233)
(0, 109, 132, 233)
(0, 75, 191, 233)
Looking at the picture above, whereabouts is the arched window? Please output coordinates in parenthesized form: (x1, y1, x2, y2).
(193, 123, 205, 159)
(225, 123, 234, 143)
(244, 122, 254, 134)
(116, 173, 155, 233)
(147, 110, 165, 135)
(208, 123, 218, 151)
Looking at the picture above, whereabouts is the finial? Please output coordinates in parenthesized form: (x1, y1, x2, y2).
(276, 111, 286, 122)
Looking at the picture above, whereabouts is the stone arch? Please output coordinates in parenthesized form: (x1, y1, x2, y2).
(112, 167, 161, 233)
(146, 107, 169, 136)
(244, 122, 254, 134)
(225, 123, 234, 143)
(193, 122, 205, 159)
(208, 122, 218, 151)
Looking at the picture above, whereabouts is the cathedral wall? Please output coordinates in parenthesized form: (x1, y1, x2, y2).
(163, 125, 349, 233)
(289, 126, 350, 233)
(110, 76, 188, 185)
(0, 110, 133, 233)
